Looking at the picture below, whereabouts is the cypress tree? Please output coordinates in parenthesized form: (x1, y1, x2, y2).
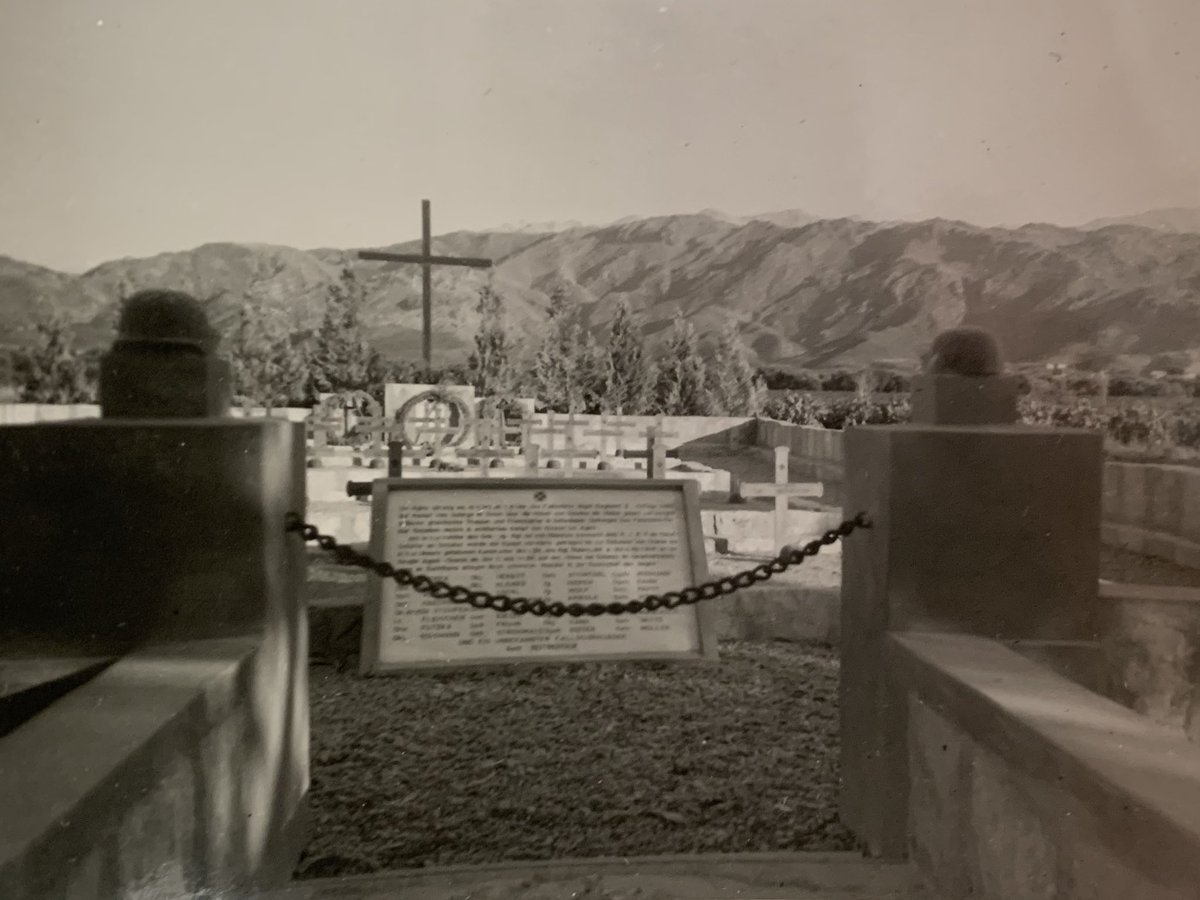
(708, 316, 767, 415)
(654, 311, 714, 415)
(601, 299, 655, 414)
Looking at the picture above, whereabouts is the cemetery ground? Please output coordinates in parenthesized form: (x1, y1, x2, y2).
(301, 551, 846, 878)
(297, 531, 1200, 880)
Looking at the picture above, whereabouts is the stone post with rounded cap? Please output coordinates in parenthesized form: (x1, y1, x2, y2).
(910, 326, 1020, 425)
(99, 288, 233, 418)
(837, 326, 1103, 860)
(0, 290, 309, 892)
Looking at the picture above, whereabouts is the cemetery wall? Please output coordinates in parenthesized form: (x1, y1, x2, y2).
(0, 640, 309, 899)
(755, 419, 1200, 572)
(755, 418, 845, 483)
(893, 632, 1200, 900)
(1103, 462, 1200, 569)
(519, 413, 755, 451)
(0, 403, 101, 424)
(0, 403, 312, 424)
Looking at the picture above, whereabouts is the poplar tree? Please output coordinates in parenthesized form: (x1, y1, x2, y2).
(532, 284, 601, 412)
(227, 307, 309, 407)
(654, 311, 714, 415)
(601, 299, 655, 414)
(468, 285, 514, 399)
(708, 317, 767, 415)
(307, 267, 379, 397)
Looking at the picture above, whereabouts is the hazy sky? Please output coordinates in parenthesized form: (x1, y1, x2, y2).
(3, 0, 1199, 271)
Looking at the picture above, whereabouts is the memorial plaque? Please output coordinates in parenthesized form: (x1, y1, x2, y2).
(360, 478, 718, 673)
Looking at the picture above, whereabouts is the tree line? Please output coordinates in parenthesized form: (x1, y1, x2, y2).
(5, 272, 768, 416)
(13, 272, 1192, 410)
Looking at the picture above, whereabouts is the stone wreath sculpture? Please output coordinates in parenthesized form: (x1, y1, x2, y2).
(394, 387, 474, 448)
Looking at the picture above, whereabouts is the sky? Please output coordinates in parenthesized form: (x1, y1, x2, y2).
(2, 0, 1199, 272)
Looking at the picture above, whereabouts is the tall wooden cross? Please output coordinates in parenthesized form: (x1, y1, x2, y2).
(356, 199, 493, 369)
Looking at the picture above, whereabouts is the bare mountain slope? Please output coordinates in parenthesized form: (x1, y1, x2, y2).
(1082, 207, 1200, 234)
(2, 214, 1199, 372)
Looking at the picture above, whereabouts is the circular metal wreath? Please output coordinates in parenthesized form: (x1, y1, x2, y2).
(395, 388, 473, 447)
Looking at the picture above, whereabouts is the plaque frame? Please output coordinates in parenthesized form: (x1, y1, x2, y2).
(359, 477, 720, 674)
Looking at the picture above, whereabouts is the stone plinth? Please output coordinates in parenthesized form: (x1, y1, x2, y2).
(0, 419, 305, 649)
(839, 422, 1103, 859)
(98, 289, 232, 419)
(100, 350, 232, 419)
(909, 373, 1020, 426)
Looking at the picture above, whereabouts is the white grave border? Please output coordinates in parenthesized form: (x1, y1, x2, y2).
(359, 477, 720, 674)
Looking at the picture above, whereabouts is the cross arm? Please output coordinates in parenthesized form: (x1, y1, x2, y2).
(740, 482, 824, 499)
(358, 250, 493, 268)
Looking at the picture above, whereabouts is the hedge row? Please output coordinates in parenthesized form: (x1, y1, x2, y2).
(761, 393, 1200, 449)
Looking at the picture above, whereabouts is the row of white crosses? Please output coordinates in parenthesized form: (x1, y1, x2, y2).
(519, 411, 677, 479)
(382, 405, 682, 480)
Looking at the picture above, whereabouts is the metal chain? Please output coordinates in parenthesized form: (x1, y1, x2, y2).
(285, 511, 871, 617)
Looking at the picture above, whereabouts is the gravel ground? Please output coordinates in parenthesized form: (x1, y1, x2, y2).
(298, 523, 1200, 880)
(296, 640, 852, 879)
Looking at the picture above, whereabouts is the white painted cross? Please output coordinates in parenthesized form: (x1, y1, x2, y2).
(350, 415, 398, 469)
(526, 412, 572, 476)
(585, 410, 638, 471)
(738, 446, 824, 552)
(407, 413, 460, 467)
(457, 411, 518, 476)
(539, 411, 599, 479)
(640, 416, 681, 480)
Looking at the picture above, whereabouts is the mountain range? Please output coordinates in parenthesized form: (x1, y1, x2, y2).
(3, 207, 1200, 374)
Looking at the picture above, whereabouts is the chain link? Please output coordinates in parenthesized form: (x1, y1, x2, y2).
(285, 511, 871, 617)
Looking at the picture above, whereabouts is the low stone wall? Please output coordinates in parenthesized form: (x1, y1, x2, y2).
(1104, 462, 1200, 569)
(893, 632, 1200, 900)
(0, 639, 309, 899)
(754, 419, 845, 484)
(0, 403, 101, 424)
(757, 420, 1200, 571)
(307, 461, 733, 506)
(528, 414, 755, 452)
(0, 403, 312, 425)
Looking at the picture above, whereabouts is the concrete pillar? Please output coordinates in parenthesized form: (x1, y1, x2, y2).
(839, 327, 1103, 859)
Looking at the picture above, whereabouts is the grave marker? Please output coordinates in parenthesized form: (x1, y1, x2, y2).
(455, 411, 518, 475)
(527, 413, 572, 475)
(738, 446, 824, 552)
(586, 412, 638, 470)
(641, 417, 681, 479)
(348, 415, 393, 468)
(539, 412, 599, 478)
(359, 478, 718, 672)
(408, 413, 461, 467)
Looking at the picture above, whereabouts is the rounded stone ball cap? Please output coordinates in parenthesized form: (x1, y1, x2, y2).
(921, 327, 1006, 376)
(112, 289, 219, 353)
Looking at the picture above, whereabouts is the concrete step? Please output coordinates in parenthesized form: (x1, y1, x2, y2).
(258, 851, 928, 899)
